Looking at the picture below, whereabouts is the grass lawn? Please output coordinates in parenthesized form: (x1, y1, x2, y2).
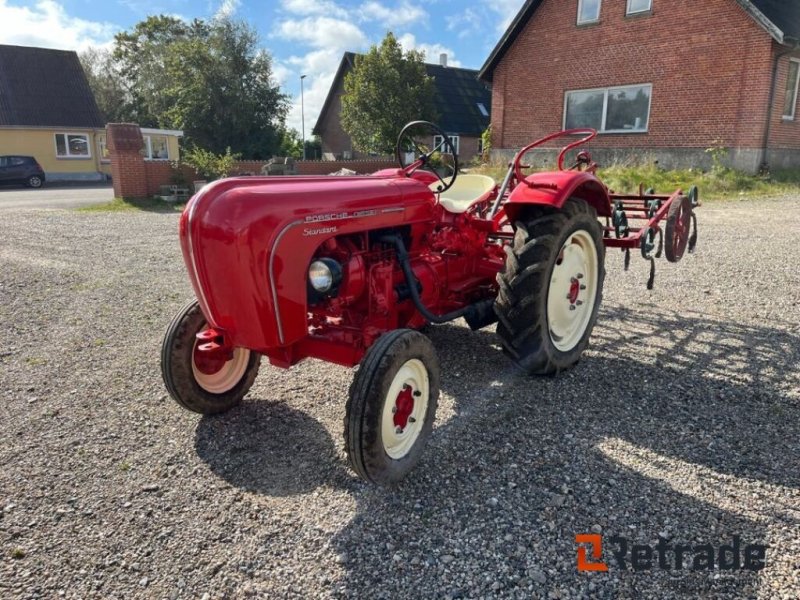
(77, 197, 185, 213)
(468, 162, 800, 200)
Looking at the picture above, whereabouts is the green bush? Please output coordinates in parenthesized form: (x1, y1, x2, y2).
(182, 146, 241, 181)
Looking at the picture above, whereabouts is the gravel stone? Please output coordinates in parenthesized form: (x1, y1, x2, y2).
(0, 196, 798, 598)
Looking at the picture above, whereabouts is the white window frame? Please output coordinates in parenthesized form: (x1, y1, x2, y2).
(142, 135, 170, 161)
(97, 134, 110, 163)
(563, 83, 653, 133)
(54, 132, 91, 159)
(577, 0, 601, 25)
(626, 0, 652, 16)
(433, 134, 460, 156)
(783, 58, 800, 120)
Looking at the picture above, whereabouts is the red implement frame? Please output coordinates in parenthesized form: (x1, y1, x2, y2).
(605, 190, 679, 249)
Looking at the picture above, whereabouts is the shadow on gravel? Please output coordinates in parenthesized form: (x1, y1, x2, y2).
(194, 400, 352, 496)
(326, 306, 798, 598)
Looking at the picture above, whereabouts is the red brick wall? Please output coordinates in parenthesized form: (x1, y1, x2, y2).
(295, 159, 396, 175)
(767, 46, 800, 150)
(141, 159, 399, 196)
(107, 124, 149, 200)
(491, 0, 775, 152)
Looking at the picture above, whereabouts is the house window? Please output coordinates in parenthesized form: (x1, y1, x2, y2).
(477, 137, 484, 156)
(626, 0, 651, 15)
(564, 84, 652, 133)
(97, 134, 110, 163)
(433, 134, 460, 156)
(477, 102, 489, 117)
(55, 133, 90, 158)
(783, 59, 800, 120)
(142, 135, 170, 160)
(578, 0, 601, 24)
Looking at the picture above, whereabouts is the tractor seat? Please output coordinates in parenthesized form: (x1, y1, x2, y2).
(430, 174, 496, 214)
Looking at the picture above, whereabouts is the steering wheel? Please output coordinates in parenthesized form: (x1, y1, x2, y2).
(513, 128, 597, 185)
(395, 120, 459, 193)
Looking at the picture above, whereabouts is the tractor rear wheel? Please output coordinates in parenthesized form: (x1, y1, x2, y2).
(161, 300, 261, 415)
(495, 199, 605, 374)
(344, 329, 439, 484)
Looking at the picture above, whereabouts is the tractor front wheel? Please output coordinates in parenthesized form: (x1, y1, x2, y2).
(344, 329, 439, 484)
(161, 300, 261, 415)
(495, 198, 605, 374)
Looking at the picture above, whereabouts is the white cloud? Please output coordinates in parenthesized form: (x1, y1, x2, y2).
(281, 0, 346, 18)
(446, 8, 483, 39)
(397, 33, 461, 67)
(274, 17, 364, 138)
(0, 0, 117, 51)
(214, 0, 240, 19)
(281, 49, 344, 137)
(483, 0, 525, 34)
(359, 1, 427, 28)
(274, 17, 369, 136)
(276, 17, 368, 49)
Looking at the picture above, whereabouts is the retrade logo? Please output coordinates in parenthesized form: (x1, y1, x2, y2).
(576, 534, 767, 572)
(575, 534, 608, 572)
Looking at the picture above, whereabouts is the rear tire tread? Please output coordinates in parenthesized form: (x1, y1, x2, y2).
(494, 199, 605, 375)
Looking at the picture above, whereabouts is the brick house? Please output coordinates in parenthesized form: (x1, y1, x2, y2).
(479, 0, 800, 173)
(314, 52, 491, 161)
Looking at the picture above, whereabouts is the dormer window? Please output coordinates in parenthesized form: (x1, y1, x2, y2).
(627, 0, 652, 15)
(577, 0, 601, 25)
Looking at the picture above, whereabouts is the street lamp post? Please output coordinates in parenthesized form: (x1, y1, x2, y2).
(300, 74, 307, 161)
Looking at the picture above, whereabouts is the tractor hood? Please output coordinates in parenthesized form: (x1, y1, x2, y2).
(179, 174, 435, 352)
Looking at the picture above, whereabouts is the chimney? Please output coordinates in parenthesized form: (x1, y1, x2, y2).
(439, 53, 447, 68)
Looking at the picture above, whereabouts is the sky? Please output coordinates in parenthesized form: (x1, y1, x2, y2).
(0, 0, 524, 137)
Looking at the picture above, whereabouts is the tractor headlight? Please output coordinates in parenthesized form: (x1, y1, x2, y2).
(308, 258, 343, 298)
(309, 260, 334, 292)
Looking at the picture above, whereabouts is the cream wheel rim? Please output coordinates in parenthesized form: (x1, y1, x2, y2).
(192, 340, 250, 394)
(546, 229, 599, 352)
(381, 359, 429, 459)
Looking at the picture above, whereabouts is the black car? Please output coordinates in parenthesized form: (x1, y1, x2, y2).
(0, 155, 45, 188)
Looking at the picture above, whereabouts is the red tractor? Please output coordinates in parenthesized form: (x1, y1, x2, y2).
(162, 122, 698, 484)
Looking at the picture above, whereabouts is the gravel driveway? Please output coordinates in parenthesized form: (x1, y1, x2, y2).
(1, 196, 798, 599)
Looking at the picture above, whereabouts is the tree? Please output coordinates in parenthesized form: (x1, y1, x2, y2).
(83, 15, 289, 158)
(340, 32, 437, 155)
(279, 129, 322, 160)
(79, 47, 131, 124)
(278, 128, 304, 159)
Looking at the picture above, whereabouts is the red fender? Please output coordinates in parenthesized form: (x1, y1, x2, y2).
(505, 171, 612, 223)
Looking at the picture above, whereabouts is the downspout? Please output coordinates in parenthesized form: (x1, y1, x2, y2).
(761, 39, 800, 171)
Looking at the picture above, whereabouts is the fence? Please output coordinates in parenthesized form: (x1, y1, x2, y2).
(106, 123, 397, 200)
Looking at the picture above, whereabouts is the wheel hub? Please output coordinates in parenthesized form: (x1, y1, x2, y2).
(393, 384, 416, 431)
(547, 230, 598, 352)
(193, 328, 234, 375)
(192, 345, 228, 375)
(381, 359, 429, 459)
(567, 277, 581, 305)
(191, 327, 250, 394)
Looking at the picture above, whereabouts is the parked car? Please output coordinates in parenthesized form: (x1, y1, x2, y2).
(0, 156, 45, 188)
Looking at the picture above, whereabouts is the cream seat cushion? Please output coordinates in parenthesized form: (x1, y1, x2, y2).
(430, 174, 496, 214)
